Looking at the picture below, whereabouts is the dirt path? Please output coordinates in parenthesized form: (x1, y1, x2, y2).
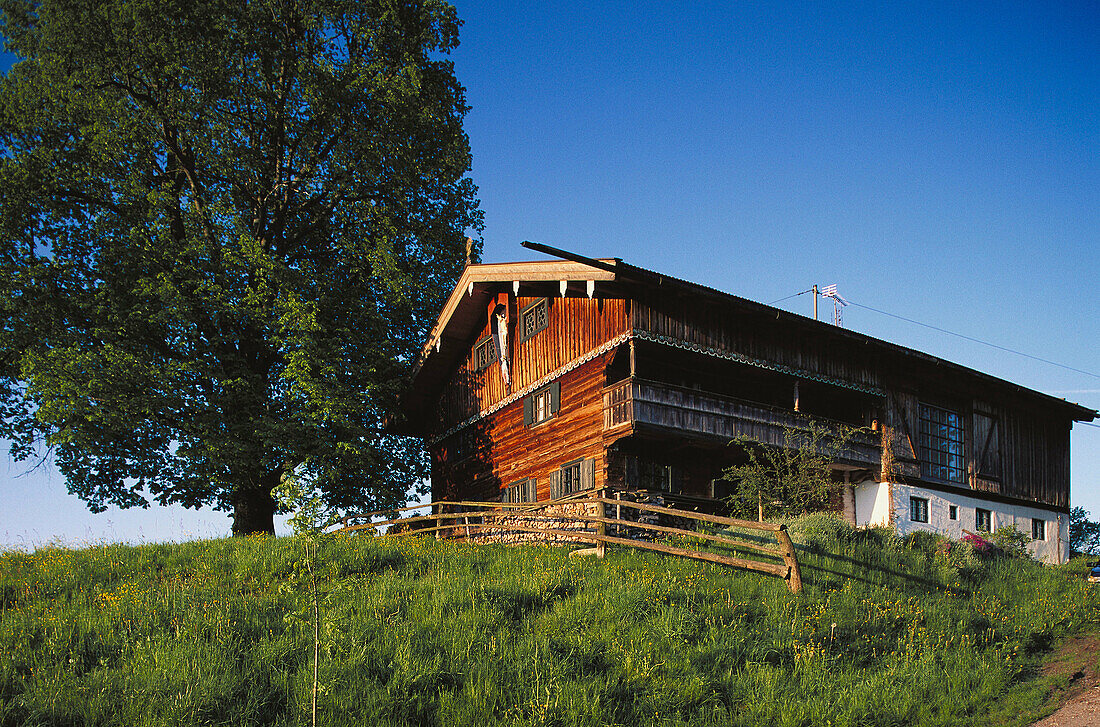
(1031, 632, 1100, 727)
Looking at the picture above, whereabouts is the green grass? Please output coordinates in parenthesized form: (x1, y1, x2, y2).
(2, 517, 1098, 726)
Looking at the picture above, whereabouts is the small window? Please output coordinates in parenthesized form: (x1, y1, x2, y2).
(975, 508, 992, 533)
(519, 298, 549, 342)
(523, 381, 560, 426)
(473, 336, 498, 371)
(910, 496, 929, 523)
(502, 478, 537, 504)
(1032, 518, 1045, 541)
(549, 458, 595, 499)
(533, 388, 553, 424)
(949, 505, 958, 521)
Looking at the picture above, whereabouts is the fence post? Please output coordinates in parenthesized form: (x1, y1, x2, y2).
(774, 526, 802, 594)
(595, 488, 607, 558)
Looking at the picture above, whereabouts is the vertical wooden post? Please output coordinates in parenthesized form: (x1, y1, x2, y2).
(596, 488, 607, 558)
(775, 525, 802, 594)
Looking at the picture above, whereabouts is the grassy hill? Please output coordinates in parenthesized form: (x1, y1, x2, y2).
(2, 516, 1098, 727)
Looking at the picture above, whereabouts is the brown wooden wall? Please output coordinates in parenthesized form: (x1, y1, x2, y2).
(630, 291, 885, 391)
(632, 291, 1074, 510)
(883, 389, 1071, 509)
(436, 294, 628, 432)
(431, 356, 620, 502)
(427, 285, 1076, 511)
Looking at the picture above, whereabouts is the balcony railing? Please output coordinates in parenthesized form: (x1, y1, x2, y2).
(601, 378, 880, 467)
(603, 379, 633, 429)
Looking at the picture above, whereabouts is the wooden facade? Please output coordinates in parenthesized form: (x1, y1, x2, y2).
(400, 254, 1095, 520)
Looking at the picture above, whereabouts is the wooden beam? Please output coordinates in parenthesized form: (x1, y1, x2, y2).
(522, 240, 622, 276)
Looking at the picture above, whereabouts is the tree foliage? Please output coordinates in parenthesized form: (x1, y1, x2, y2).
(0, 0, 481, 533)
(723, 421, 858, 521)
(1069, 506, 1100, 556)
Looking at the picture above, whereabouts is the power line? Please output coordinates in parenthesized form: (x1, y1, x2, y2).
(842, 300, 1100, 381)
(769, 289, 1100, 381)
(768, 289, 812, 306)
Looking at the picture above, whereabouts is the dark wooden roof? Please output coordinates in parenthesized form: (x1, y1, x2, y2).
(399, 253, 1097, 429)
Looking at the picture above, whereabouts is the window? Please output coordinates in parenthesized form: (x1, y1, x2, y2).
(533, 388, 553, 424)
(710, 478, 734, 501)
(625, 455, 681, 494)
(473, 335, 498, 371)
(949, 505, 958, 521)
(560, 459, 582, 495)
(549, 458, 595, 499)
(523, 382, 560, 426)
(1032, 518, 1045, 541)
(910, 496, 929, 523)
(519, 298, 549, 342)
(502, 478, 537, 504)
(975, 508, 992, 533)
(919, 403, 965, 484)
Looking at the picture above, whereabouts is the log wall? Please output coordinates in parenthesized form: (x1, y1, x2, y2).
(432, 356, 623, 503)
(436, 295, 628, 431)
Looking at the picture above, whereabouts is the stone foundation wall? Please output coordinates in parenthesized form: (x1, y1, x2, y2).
(442, 489, 704, 546)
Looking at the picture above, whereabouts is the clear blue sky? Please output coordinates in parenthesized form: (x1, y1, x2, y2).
(2, 1, 1098, 548)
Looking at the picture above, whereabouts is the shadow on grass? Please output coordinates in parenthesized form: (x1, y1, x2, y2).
(800, 548, 970, 597)
(698, 527, 971, 596)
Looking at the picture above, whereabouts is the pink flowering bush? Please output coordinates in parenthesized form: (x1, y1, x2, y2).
(962, 533, 994, 553)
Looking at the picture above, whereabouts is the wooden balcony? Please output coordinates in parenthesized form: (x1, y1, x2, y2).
(601, 378, 881, 467)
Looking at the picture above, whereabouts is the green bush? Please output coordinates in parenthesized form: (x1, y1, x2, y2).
(992, 525, 1032, 559)
(903, 529, 943, 554)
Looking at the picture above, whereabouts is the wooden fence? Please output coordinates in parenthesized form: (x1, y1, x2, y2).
(336, 492, 802, 593)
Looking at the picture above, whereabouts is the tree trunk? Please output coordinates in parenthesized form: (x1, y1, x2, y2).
(232, 480, 277, 535)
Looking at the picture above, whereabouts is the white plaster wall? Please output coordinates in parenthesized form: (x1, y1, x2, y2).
(884, 482, 1068, 564)
(854, 480, 892, 528)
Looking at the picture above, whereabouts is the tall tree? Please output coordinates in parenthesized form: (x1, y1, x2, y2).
(0, 0, 481, 534)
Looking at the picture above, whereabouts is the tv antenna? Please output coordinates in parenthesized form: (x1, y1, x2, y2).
(819, 284, 848, 327)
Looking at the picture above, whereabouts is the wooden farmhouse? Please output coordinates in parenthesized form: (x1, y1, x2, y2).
(397, 247, 1096, 563)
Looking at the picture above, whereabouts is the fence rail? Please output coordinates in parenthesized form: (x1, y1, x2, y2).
(336, 491, 802, 593)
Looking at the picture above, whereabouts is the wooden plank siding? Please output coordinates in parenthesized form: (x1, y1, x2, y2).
(436, 295, 628, 434)
(880, 387, 1072, 510)
(432, 357, 624, 503)
(630, 291, 885, 391)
